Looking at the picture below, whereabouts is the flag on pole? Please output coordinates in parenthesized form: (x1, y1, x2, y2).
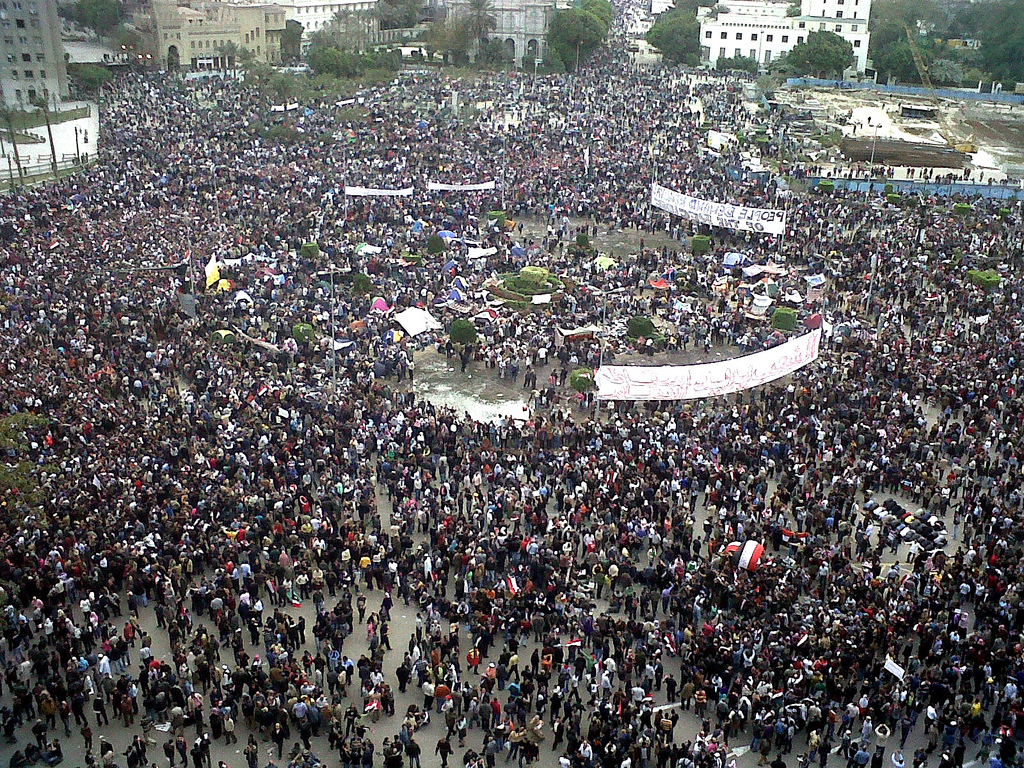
(204, 254, 220, 289)
(505, 576, 519, 595)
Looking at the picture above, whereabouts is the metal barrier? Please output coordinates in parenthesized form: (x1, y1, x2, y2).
(809, 176, 1024, 199)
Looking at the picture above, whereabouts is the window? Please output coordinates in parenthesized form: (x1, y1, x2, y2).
(798, 35, 804, 42)
(852, 24, 858, 30)
(835, 23, 842, 30)
(735, 32, 742, 39)
(751, 33, 757, 40)
(20, 52, 28, 61)
(719, 46, 726, 58)
(766, 33, 773, 40)
(798, 21, 805, 27)
(705, 30, 712, 37)
(23, 68, 31, 77)
(764, 49, 772, 62)
(720, 31, 726, 38)
(34, 52, 41, 61)
(836, 10, 842, 16)
(853, 39, 860, 46)
(13, 17, 21, 27)
(37, 68, 42, 78)
(734, 47, 741, 56)
(9, 68, 15, 78)
(781, 34, 788, 41)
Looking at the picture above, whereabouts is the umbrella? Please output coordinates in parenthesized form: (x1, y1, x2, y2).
(370, 296, 391, 313)
(594, 256, 616, 271)
(511, 245, 526, 257)
(437, 230, 457, 240)
(349, 320, 367, 331)
(804, 313, 823, 330)
(648, 278, 671, 290)
(211, 329, 237, 344)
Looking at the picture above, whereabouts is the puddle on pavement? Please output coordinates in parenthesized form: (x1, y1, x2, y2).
(414, 351, 531, 424)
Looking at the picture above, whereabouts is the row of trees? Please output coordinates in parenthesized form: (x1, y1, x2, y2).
(547, 0, 614, 71)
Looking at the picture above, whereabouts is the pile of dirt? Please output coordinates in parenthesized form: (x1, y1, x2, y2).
(840, 137, 965, 168)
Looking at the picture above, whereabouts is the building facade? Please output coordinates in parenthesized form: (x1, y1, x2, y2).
(698, 0, 871, 73)
(271, 0, 377, 46)
(0, 0, 68, 107)
(445, 0, 555, 67)
(151, 0, 287, 70)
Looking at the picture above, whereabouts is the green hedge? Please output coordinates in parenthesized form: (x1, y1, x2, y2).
(818, 180, 835, 192)
(886, 193, 902, 206)
(771, 307, 798, 332)
(426, 235, 445, 254)
(300, 242, 320, 258)
(691, 235, 711, 254)
(293, 323, 316, 343)
(967, 269, 1001, 292)
(450, 318, 477, 345)
(953, 203, 971, 216)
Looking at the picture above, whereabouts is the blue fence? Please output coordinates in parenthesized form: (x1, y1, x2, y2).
(808, 176, 1024, 199)
(785, 78, 1024, 106)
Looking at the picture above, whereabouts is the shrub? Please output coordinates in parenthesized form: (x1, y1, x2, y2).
(519, 266, 550, 286)
(300, 242, 320, 258)
(771, 307, 798, 331)
(404, 253, 424, 265)
(449, 318, 477, 345)
(818, 180, 835, 192)
(575, 233, 590, 249)
(691, 235, 711, 254)
(967, 269, 1001, 292)
(627, 316, 658, 339)
(886, 193, 902, 206)
(569, 367, 596, 393)
(293, 323, 316, 343)
(884, 183, 894, 194)
(350, 273, 373, 296)
(488, 210, 507, 228)
(426, 235, 445, 254)
(953, 202, 971, 216)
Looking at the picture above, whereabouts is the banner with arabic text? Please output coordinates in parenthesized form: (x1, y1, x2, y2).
(596, 329, 820, 400)
(650, 183, 786, 235)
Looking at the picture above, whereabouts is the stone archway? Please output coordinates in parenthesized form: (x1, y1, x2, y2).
(526, 38, 539, 62)
(504, 37, 516, 63)
(166, 45, 180, 70)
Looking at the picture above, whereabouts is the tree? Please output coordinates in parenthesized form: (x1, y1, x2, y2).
(424, 19, 471, 64)
(376, 0, 421, 29)
(786, 30, 854, 77)
(980, 0, 1024, 81)
(479, 38, 512, 68)
(308, 46, 365, 77)
(449, 318, 477, 346)
(716, 54, 758, 73)
(580, 0, 614, 27)
(67, 63, 112, 95)
(29, 95, 58, 179)
(569, 367, 596, 393)
(0, 108, 25, 186)
(465, 0, 497, 48)
(869, 21, 920, 81)
(63, 0, 124, 36)
(311, 9, 377, 53)
(216, 40, 240, 69)
(281, 20, 304, 62)
(644, 9, 700, 66)
(547, 8, 609, 70)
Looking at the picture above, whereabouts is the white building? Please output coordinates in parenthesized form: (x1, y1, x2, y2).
(271, 0, 377, 43)
(698, 0, 870, 73)
(0, 0, 68, 107)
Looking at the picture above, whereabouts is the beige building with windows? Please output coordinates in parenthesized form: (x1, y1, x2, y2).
(150, 0, 287, 70)
(0, 0, 68, 107)
(445, 0, 556, 67)
(271, 0, 378, 46)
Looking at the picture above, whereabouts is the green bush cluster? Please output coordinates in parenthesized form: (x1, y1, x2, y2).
(771, 307, 798, 331)
(967, 269, 1001, 292)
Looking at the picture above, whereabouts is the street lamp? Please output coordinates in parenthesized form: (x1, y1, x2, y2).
(73, 126, 81, 164)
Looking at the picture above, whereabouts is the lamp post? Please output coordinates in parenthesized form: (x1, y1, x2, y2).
(73, 126, 81, 164)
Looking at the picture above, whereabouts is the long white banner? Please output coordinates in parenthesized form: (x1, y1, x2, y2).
(596, 329, 821, 400)
(427, 181, 496, 191)
(650, 183, 787, 235)
(344, 186, 414, 197)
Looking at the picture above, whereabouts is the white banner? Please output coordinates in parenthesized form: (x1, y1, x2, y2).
(427, 181, 496, 191)
(596, 329, 820, 401)
(344, 186, 414, 197)
(650, 183, 787, 235)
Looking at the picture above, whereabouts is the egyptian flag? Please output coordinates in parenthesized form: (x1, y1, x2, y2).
(723, 541, 743, 557)
(781, 528, 808, 543)
(734, 541, 765, 572)
(505, 576, 519, 595)
(290, 590, 302, 609)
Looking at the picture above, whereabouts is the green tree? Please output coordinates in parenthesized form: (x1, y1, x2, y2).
(308, 46, 365, 77)
(67, 63, 112, 95)
(479, 38, 512, 67)
(547, 8, 609, 70)
(281, 19, 304, 61)
(465, 0, 497, 48)
(376, 0, 422, 29)
(644, 9, 700, 66)
(311, 8, 377, 53)
(216, 40, 240, 68)
(424, 19, 471, 64)
(980, 0, 1024, 81)
(786, 30, 854, 76)
(29, 95, 58, 179)
(63, 0, 124, 36)
(716, 54, 758, 72)
(869, 21, 921, 81)
(449, 318, 477, 345)
(580, 0, 614, 27)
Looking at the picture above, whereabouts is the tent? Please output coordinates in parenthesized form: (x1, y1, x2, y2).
(594, 256, 617, 271)
(395, 307, 443, 337)
(750, 294, 774, 317)
(648, 278, 671, 290)
(452, 276, 469, 291)
(467, 246, 497, 259)
(510, 245, 526, 258)
(722, 252, 748, 268)
(443, 260, 458, 272)
(804, 313, 823, 330)
(211, 329, 237, 344)
(370, 296, 391, 313)
(555, 325, 602, 347)
(447, 287, 465, 303)
(437, 230, 457, 240)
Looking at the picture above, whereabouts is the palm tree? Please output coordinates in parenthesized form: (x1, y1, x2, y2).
(216, 40, 240, 72)
(465, 0, 497, 51)
(0, 108, 25, 187)
(29, 95, 58, 179)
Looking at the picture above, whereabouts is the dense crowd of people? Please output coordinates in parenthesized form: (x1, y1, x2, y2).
(0, 3, 1023, 768)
